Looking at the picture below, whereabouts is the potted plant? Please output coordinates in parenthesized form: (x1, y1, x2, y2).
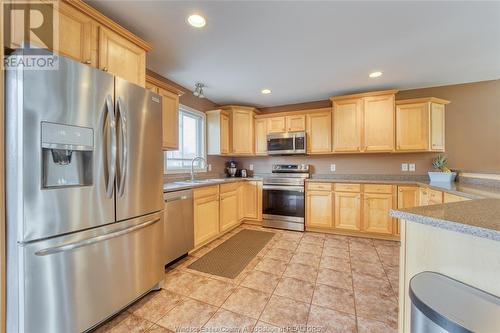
(428, 154, 457, 183)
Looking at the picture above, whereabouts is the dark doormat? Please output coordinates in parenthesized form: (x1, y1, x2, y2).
(188, 229, 275, 279)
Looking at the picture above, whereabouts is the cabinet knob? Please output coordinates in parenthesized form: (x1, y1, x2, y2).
(83, 60, 91, 64)
(102, 67, 108, 72)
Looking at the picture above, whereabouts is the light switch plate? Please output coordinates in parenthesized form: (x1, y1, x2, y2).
(249, 164, 254, 171)
(330, 164, 336, 172)
(401, 163, 409, 172)
(409, 163, 416, 172)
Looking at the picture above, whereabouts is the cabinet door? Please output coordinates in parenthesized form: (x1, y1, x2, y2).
(232, 110, 254, 154)
(220, 191, 239, 232)
(334, 192, 361, 231)
(429, 189, 443, 205)
(158, 88, 179, 150)
(396, 103, 429, 151)
(267, 117, 286, 133)
(397, 186, 420, 209)
(363, 193, 394, 235)
(220, 113, 230, 154)
(333, 99, 362, 152)
(363, 95, 395, 152)
(99, 27, 146, 86)
(255, 118, 268, 155)
(194, 195, 219, 247)
(306, 112, 332, 154)
(419, 188, 430, 206)
(237, 183, 245, 221)
(286, 115, 306, 132)
(430, 103, 445, 151)
(443, 193, 470, 203)
(306, 191, 333, 229)
(244, 181, 262, 220)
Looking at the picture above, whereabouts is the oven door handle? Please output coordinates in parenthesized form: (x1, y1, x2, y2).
(263, 185, 304, 192)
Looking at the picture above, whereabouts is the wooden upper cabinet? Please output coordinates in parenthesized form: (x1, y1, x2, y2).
(395, 98, 449, 152)
(286, 115, 306, 132)
(334, 191, 361, 231)
(332, 98, 363, 152)
(220, 114, 230, 154)
(306, 111, 332, 154)
(224, 106, 256, 155)
(267, 117, 286, 133)
(363, 94, 395, 152)
(145, 81, 158, 93)
(306, 190, 333, 229)
(158, 88, 179, 150)
(255, 118, 268, 155)
(206, 110, 230, 155)
(99, 27, 146, 86)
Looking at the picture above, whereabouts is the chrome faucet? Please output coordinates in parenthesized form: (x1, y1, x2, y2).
(190, 156, 206, 181)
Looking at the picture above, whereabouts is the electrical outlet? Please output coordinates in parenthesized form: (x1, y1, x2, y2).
(409, 163, 416, 172)
(330, 164, 336, 172)
(401, 163, 408, 172)
(249, 164, 254, 171)
(208, 164, 212, 172)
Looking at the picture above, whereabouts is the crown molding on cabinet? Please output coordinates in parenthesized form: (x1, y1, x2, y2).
(330, 89, 400, 101)
(396, 97, 450, 105)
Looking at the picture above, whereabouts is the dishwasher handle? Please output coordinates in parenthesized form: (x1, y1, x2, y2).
(164, 189, 193, 202)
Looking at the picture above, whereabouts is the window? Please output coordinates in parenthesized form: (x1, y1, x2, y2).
(165, 105, 206, 173)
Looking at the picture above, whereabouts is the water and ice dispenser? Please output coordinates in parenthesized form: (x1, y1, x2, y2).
(41, 122, 94, 188)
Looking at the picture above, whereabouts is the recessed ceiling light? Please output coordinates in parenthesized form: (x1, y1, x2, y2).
(369, 71, 383, 78)
(187, 14, 206, 28)
(261, 89, 272, 95)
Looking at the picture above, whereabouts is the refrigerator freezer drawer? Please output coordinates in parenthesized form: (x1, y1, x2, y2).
(14, 211, 164, 333)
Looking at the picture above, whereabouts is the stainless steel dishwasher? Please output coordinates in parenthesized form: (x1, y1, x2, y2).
(164, 189, 194, 265)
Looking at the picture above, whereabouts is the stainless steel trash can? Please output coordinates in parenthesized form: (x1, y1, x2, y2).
(409, 272, 500, 333)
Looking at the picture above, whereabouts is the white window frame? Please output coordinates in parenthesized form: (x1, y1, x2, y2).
(164, 104, 207, 174)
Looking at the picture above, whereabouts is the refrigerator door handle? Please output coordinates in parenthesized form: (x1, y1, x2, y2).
(116, 97, 128, 197)
(34, 217, 161, 256)
(105, 94, 117, 198)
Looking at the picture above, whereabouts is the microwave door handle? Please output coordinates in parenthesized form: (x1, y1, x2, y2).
(105, 94, 117, 198)
(116, 97, 128, 197)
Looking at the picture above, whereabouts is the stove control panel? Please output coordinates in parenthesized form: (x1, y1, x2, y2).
(272, 164, 310, 173)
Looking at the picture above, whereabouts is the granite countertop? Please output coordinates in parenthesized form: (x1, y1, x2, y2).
(163, 177, 262, 193)
(390, 199, 500, 241)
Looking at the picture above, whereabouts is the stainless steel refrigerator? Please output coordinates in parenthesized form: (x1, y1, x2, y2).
(5, 52, 165, 332)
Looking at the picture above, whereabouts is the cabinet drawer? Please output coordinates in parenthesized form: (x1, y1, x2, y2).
(307, 183, 332, 191)
(334, 183, 361, 192)
(220, 182, 240, 194)
(364, 184, 393, 194)
(194, 185, 219, 199)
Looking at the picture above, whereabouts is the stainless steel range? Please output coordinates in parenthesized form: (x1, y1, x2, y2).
(262, 164, 310, 231)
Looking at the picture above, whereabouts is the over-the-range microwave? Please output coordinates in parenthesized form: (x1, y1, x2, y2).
(267, 132, 306, 155)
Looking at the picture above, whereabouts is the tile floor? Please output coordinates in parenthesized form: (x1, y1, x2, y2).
(94, 224, 400, 333)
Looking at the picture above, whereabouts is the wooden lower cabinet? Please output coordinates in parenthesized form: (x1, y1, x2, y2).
(193, 190, 220, 248)
(243, 181, 263, 220)
(362, 193, 394, 235)
(420, 188, 443, 206)
(306, 190, 333, 228)
(443, 193, 471, 203)
(220, 190, 239, 233)
(396, 186, 420, 235)
(334, 192, 361, 232)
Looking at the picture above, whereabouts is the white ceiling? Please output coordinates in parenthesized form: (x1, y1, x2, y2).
(87, 1, 500, 107)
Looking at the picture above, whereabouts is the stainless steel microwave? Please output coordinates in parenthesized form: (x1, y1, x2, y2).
(267, 132, 306, 155)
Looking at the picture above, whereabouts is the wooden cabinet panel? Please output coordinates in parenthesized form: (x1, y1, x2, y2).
(397, 186, 420, 209)
(334, 192, 361, 231)
(158, 88, 179, 150)
(286, 115, 306, 132)
(267, 117, 286, 133)
(364, 184, 393, 194)
(363, 95, 395, 152)
(443, 193, 471, 203)
(363, 193, 393, 234)
(237, 183, 245, 221)
(220, 190, 239, 232)
(420, 188, 443, 206)
(194, 194, 219, 247)
(332, 99, 362, 152)
(207, 110, 230, 155)
(306, 112, 332, 154)
(306, 183, 332, 191)
(396, 103, 429, 151)
(99, 27, 146, 86)
(334, 183, 361, 193)
(231, 109, 254, 154)
(430, 103, 445, 151)
(244, 181, 262, 220)
(145, 81, 158, 93)
(255, 118, 268, 155)
(221, 113, 230, 154)
(306, 191, 333, 229)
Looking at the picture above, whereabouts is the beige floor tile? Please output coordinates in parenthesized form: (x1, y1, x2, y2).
(240, 270, 281, 293)
(93, 311, 130, 333)
(354, 290, 398, 328)
(273, 277, 315, 303)
(190, 245, 214, 258)
(373, 239, 400, 248)
(349, 241, 376, 252)
(349, 237, 373, 245)
(316, 268, 352, 291)
(156, 298, 217, 332)
(323, 246, 350, 260)
(311, 284, 355, 315)
(296, 242, 323, 255)
(252, 321, 281, 332)
(222, 286, 270, 319)
(102, 313, 154, 333)
(145, 324, 174, 333)
(349, 250, 380, 263)
(189, 278, 236, 306)
(301, 233, 326, 244)
(282, 263, 318, 283)
(279, 232, 303, 242)
(254, 257, 288, 276)
(351, 260, 386, 278)
(272, 239, 299, 251)
(203, 309, 257, 332)
(264, 247, 294, 262)
(357, 316, 398, 333)
(307, 305, 356, 333)
(260, 295, 310, 328)
(379, 253, 400, 267)
(289, 252, 321, 267)
(128, 290, 184, 323)
(352, 273, 394, 297)
(323, 239, 349, 251)
(163, 270, 208, 296)
(319, 255, 351, 272)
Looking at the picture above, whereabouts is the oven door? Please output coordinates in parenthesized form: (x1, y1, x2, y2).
(262, 185, 305, 222)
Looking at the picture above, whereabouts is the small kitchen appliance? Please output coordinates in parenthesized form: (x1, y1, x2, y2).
(226, 161, 238, 177)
